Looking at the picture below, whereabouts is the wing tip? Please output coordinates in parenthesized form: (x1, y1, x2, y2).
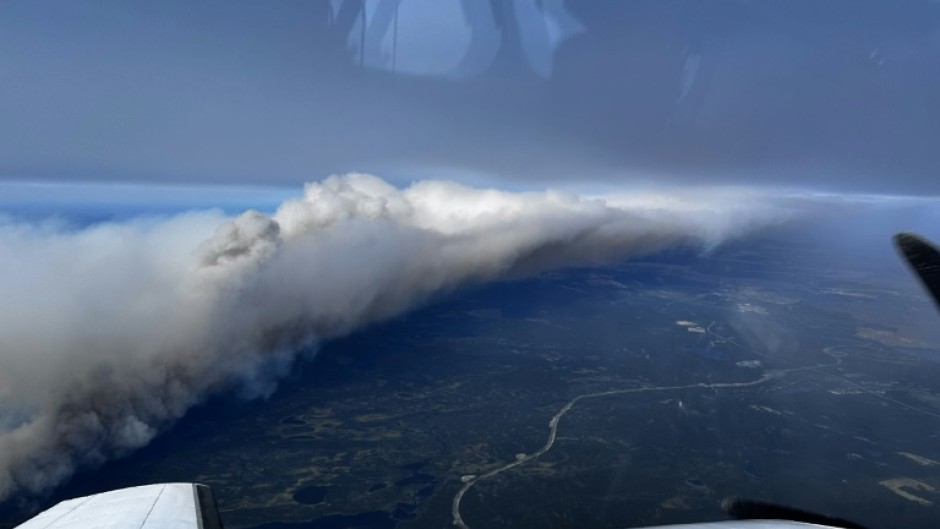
(193, 483, 224, 529)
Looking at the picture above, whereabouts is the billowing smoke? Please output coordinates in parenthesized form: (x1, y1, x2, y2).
(0, 174, 787, 500)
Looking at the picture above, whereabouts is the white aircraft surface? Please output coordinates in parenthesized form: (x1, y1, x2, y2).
(14, 484, 222, 529)
(13, 482, 853, 529)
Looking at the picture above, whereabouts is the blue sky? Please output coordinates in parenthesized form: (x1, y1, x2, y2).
(0, 180, 295, 220)
(1, 1, 939, 196)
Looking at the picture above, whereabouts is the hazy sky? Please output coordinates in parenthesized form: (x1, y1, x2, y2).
(2, 1, 939, 194)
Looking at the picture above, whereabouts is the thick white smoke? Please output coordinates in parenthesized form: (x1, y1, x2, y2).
(0, 174, 787, 500)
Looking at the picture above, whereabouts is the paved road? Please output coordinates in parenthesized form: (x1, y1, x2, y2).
(451, 354, 845, 529)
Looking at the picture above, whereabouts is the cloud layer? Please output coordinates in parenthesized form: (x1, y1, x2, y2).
(0, 174, 787, 500)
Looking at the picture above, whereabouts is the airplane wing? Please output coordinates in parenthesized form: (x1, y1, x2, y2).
(894, 232, 940, 309)
(11, 484, 854, 529)
(14, 483, 223, 529)
(636, 520, 840, 529)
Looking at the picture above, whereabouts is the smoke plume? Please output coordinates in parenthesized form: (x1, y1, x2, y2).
(0, 174, 786, 500)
